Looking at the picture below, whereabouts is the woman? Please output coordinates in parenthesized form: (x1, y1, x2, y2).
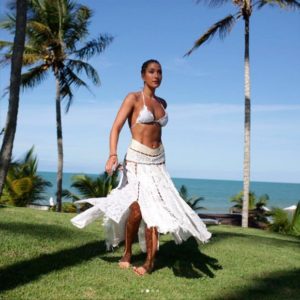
(71, 59, 211, 276)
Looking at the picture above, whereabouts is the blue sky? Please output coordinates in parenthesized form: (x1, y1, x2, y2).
(0, 0, 299, 183)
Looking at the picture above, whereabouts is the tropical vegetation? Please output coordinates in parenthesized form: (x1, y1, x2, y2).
(179, 184, 206, 211)
(0, 0, 113, 212)
(0, 147, 52, 207)
(184, 0, 300, 227)
(230, 190, 269, 212)
(269, 202, 300, 236)
(230, 190, 270, 226)
(62, 171, 119, 211)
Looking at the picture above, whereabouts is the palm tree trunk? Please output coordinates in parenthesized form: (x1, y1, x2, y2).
(0, 0, 27, 197)
(242, 14, 251, 228)
(55, 71, 63, 212)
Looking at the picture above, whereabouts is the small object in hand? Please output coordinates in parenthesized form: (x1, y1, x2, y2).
(112, 162, 117, 172)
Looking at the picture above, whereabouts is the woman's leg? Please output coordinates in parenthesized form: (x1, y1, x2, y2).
(133, 226, 158, 275)
(119, 201, 142, 268)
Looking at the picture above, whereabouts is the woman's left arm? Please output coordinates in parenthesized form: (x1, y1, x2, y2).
(105, 94, 135, 175)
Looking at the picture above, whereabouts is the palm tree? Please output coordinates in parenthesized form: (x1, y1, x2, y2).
(0, 0, 27, 198)
(0, 146, 52, 207)
(184, 0, 300, 227)
(230, 191, 269, 212)
(230, 191, 271, 226)
(179, 184, 206, 212)
(62, 172, 119, 211)
(0, 0, 113, 212)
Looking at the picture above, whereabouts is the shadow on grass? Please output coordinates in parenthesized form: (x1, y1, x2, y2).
(157, 238, 222, 278)
(217, 268, 300, 300)
(0, 221, 84, 240)
(101, 238, 222, 278)
(0, 241, 106, 293)
(211, 230, 300, 248)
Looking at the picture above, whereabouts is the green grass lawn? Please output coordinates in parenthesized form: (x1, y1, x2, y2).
(0, 206, 299, 300)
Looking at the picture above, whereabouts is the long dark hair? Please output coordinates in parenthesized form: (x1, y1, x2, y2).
(141, 59, 161, 75)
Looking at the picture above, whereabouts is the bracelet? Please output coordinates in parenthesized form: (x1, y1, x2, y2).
(109, 154, 117, 158)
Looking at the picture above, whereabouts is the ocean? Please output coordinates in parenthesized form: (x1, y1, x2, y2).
(38, 171, 300, 213)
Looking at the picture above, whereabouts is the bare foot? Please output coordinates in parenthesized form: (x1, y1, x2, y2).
(133, 265, 153, 276)
(118, 253, 131, 269)
(118, 261, 131, 269)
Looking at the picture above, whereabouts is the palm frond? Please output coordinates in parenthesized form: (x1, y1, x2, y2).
(184, 14, 236, 57)
(70, 175, 97, 197)
(190, 197, 205, 209)
(63, 6, 92, 49)
(0, 54, 12, 67)
(19, 148, 38, 176)
(62, 189, 81, 201)
(23, 44, 45, 55)
(66, 59, 100, 85)
(66, 173, 119, 200)
(189, 195, 205, 202)
(230, 190, 261, 211)
(258, 0, 300, 9)
(192, 206, 206, 212)
(27, 20, 53, 39)
(1, 42, 43, 66)
(256, 194, 269, 208)
(58, 78, 73, 112)
(269, 208, 291, 233)
(0, 15, 16, 33)
(230, 191, 243, 203)
(21, 64, 50, 89)
(196, 0, 233, 8)
(0, 40, 14, 50)
(61, 64, 90, 89)
(58, 64, 91, 112)
(23, 53, 43, 65)
(11, 177, 33, 195)
(23, 146, 35, 164)
(179, 185, 188, 200)
(179, 185, 206, 210)
(73, 34, 114, 60)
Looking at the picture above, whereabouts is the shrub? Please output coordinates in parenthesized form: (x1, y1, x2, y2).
(0, 147, 52, 207)
(269, 202, 300, 236)
(50, 202, 77, 213)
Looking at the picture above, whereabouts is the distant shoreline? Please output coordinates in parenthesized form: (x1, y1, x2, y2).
(37, 170, 300, 185)
(36, 171, 300, 213)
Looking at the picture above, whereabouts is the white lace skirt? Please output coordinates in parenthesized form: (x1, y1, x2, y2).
(71, 139, 211, 251)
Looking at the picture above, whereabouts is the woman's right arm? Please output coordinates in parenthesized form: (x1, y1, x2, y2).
(105, 93, 135, 175)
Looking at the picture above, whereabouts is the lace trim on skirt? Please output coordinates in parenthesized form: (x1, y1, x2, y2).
(70, 139, 211, 251)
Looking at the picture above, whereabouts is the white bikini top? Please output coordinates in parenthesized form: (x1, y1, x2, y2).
(132, 91, 168, 128)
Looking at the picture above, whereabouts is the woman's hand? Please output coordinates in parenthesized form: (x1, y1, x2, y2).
(105, 155, 118, 176)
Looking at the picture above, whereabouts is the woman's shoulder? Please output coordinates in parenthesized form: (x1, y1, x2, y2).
(121, 92, 141, 108)
(124, 92, 141, 103)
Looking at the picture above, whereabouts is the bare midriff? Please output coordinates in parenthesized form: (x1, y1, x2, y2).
(131, 124, 162, 149)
